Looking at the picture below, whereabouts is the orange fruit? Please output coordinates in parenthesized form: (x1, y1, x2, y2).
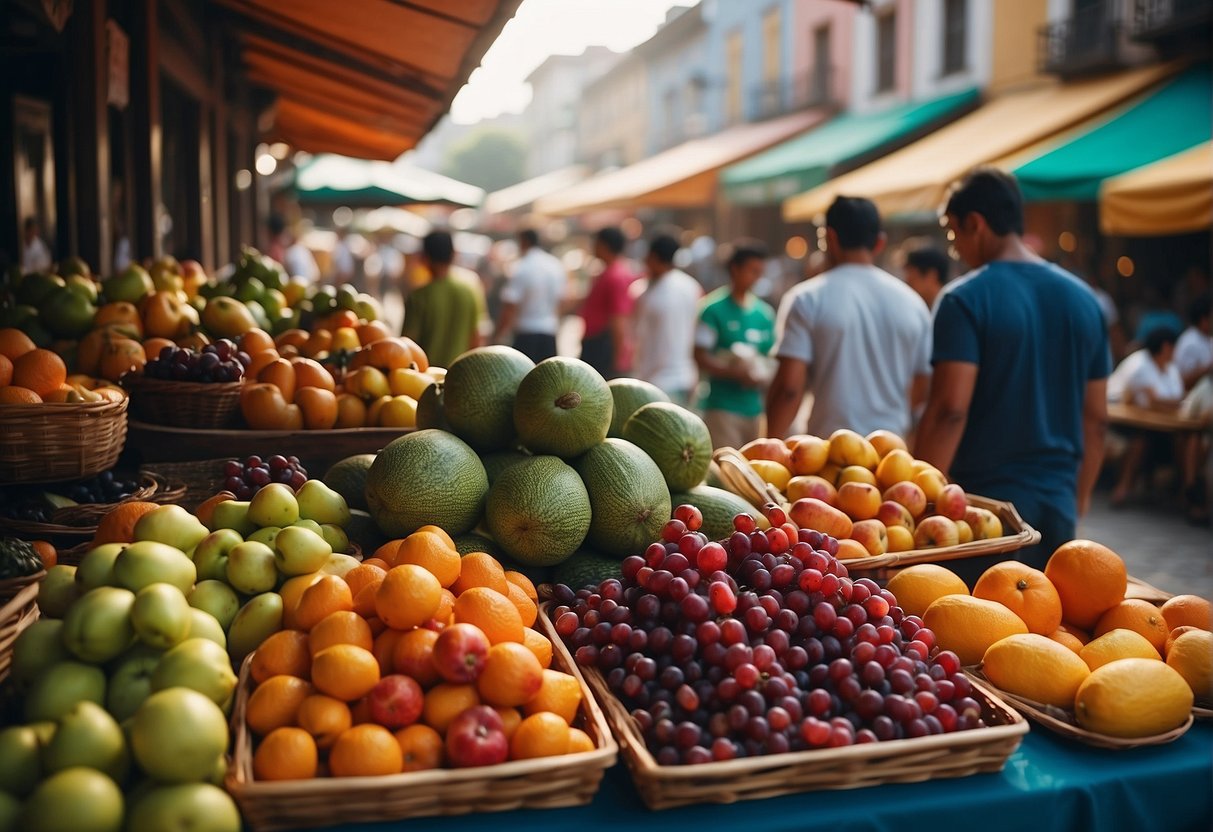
(12, 349, 66, 397)
(495, 707, 522, 740)
(344, 563, 387, 598)
(240, 328, 276, 356)
(251, 630, 313, 684)
(396, 723, 444, 772)
(453, 587, 524, 645)
(372, 628, 404, 675)
(329, 724, 404, 777)
(1166, 629, 1213, 701)
(0, 328, 36, 360)
(296, 694, 352, 750)
(510, 712, 570, 760)
(973, 561, 1063, 635)
(311, 644, 380, 701)
(422, 683, 480, 734)
(394, 532, 461, 588)
(0, 354, 11, 386)
(477, 642, 543, 707)
(982, 633, 1091, 708)
(1094, 599, 1170, 653)
(296, 386, 339, 430)
(291, 357, 337, 392)
(375, 564, 442, 630)
(258, 358, 297, 403)
(29, 540, 55, 569)
(1166, 625, 1200, 657)
(567, 727, 594, 754)
(372, 539, 404, 566)
(92, 501, 160, 545)
(451, 552, 509, 596)
(505, 571, 538, 604)
(280, 572, 325, 630)
(506, 582, 538, 627)
(1080, 628, 1162, 670)
(253, 727, 318, 781)
(294, 575, 354, 631)
(416, 524, 456, 549)
(1048, 628, 1086, 655)
(335, 392, 368, 428)
(247, 349, 282, 378)
(97, 338, 145, 382)
(275, 328, 309, 351)
(361, 557, 391, 571)
(885, 564, 969, 619)
(393, 628, 441, 687)
(0, 386, 40, 404)
(1160, 594, 1213, 632)
(523, 668, 582, 723)
(309, 610, 374, 655)
(1045, 540, 1126, 629)
(246, 675, 315, 736)
(357, 320, 392, 345)
(522, 628, 553, 668)
(1057, 622, 1090, 644)
(922, 595, 1029, 666)
(435, 588, 456, 624)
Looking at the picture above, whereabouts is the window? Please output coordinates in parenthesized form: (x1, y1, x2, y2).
(942, 0, 967, 75)
(811, 24, 832, 104)
(762, 6, 781, 83)
(876, 10, 896, 93)
(725, 30, 743, 124)
(663, 88, 680, 147)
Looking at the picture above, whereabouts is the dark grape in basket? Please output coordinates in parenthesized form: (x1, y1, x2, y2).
(222, 455, 309, 500)
(143, 343, 246, 383)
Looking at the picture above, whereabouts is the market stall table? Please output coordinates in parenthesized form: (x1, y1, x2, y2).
(319, 722, 1211, 832)
(1107, 403, 1210, 434)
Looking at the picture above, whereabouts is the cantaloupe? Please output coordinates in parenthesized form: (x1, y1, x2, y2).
(365, 429, 488, 537)
(442, 346, 534, 452)
(415, 381, 449, 431)
(513, 357, 612, 458)
(485, 456, 590, 566)
(322, 454, 375, 512)
(622, 402, 713, 492)
(575, 439, 670, 557)
(553, 550, 622, 591)
(481, 451, 530, 484)
(607, 378, 669, 438)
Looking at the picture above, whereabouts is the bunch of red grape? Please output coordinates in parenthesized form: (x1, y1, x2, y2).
(221, 455, 307, 500)
(551, 504, 983, 765)
(144, 341, 249, 383)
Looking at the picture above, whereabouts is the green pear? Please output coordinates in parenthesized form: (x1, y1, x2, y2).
(0, 726, 42, 796)
(113, 541, 196, 594)
(226, 541, 277, 594)
(75, 543, 126, 591)
(291, 518, 324, 536)
(106, 645, 161, 722)
(10, 619, 69, 690)
(228, 593, 283, 663)
(62, 586, 136, 663)
(247, 483, 299, 528)
(295, 479, 351, 526)
(131, 583, 192, 649)
(192, 529, 243, 582)
(188, 581, 240, 630)
(42, 701, 129, 783)
(37, 565, 79, 618)
(273, 526, 332, 576)
(151, 638, 237, 706)
(319, 523, 349, 553)
(24, 662, 106, 723)
(132, 504, 209, 552)
(209, 501, 256, 537)
(18, 767, 124, 832)
(186, 609, 227, 649)
(247, 525, 281, 546)
(126, 783, 241, 832)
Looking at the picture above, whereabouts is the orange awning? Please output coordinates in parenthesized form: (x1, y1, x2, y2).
(1100, 142, 1213, 236)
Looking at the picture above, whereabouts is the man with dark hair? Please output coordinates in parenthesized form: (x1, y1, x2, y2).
(695, 240, 776, 448)
(916, 167, 1111, 567)
(634, 234, 701, 402)
(903, 246, 951, 310)
(494, 228, 566, 362)
(403, 231, 482, 368)
(1174, 292, 1212, 391)
(767, 196, 931, 438)
(580, 226, 637, 377)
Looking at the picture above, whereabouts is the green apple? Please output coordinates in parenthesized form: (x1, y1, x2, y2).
(39, 287, 96, 339)
(209, 500, 256, 536)
(75, 543, 126, 591)
(112, 541, 196, 594)
(186, 609, 227, 649)
(247, 525, 281, 546)
(319, 523, 350, 553)
(248, 483, 299, 528)
(0, 790, 17, 832)
(10, 619, 69, 690)
(106, 645, 161, 722)
(234, 275, 265, 303)
(192, 529, 242, 582)
(226, 541, 277, 594)
(37, 564, 79, 618)
(131, 688, 228, 784)
(295, 479, 351, 526)
(104, 263, 153, 303)
(188, 580, 240, 630)
(126, 783, 241, 832)
(0, 726, 42, 796)
(62, 587, 136, 663)
(133, 505, 209, 552)
(130, 583, 192, 649)
(19, 767, 124, 832)
(273, 526, 332, 576)
(291, 518, 324, 536)
(25, 662, 106, 722)
(65, 273, 99, 303)
(42, 701, 128, 783)
(228, 592, 283, 663)
(150, 638, 237, 706)
(320, 553, 361, 578)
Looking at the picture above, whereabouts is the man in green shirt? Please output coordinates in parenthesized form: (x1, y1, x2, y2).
(694, 240, 776, 449)
(403, 231, 482, 369)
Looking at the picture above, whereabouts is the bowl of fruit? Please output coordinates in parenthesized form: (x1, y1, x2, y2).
(123, 341, 247, 428)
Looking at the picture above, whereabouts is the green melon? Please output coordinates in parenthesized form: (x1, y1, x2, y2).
(345, 509, 390, 555)
(574, 439, 670, 557)
(481, 451, 530, 485)
(670, 485, 765, 541)
(514, 357, 612, 458)
(415, 381, 449, 431)
(323, 454, 376, 512)
(622, 402, 713, 492)
(442, 346, 534, 452)
(607, 378, 670, 438)
(452, 533, 506, 559)
(485, 456, 590, 567)
(365, 429, 488, 537)
(553, 550, 622, 591)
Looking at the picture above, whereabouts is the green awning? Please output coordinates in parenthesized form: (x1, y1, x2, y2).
(290, 154, 484, 208)
(720, 87, 980, 206)
(1013, 65, 1211, 202)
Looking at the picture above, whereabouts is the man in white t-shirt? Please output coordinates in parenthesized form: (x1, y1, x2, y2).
(1174, 293, 1212, 391)
(632, 234, 702, 402)
(494, 229, 566, 363)
(767, 197, 931, 438)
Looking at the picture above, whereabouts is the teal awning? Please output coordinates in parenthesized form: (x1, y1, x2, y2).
(1013, 65, 1211, 202)
(720, 87, 980, 206)
(291, 154, 484, 208)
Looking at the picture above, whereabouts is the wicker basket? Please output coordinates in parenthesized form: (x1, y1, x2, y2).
(0, 570, 45, 605)
(0, 399, 128, 484)
(0, 582, 40, 683)
(124, 376, 243, 429)
(139, 458, 236, 511)
(0, 471, 173, 541)
(226, 604, 617, 831)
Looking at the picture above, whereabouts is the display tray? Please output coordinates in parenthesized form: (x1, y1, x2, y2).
(226, 604, 617, 832)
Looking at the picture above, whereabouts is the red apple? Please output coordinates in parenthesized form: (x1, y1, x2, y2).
(913, 516, 960, 549)
(883, 481, 928, 518)
(445, 705, 508, 768)
(875, 500, 915, 531)
(935, 483, 968, 521)
(367, 674, 423, 729)
(432, 623, 489, 683)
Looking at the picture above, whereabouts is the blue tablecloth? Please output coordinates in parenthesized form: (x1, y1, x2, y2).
(325, 723, 1213, 832)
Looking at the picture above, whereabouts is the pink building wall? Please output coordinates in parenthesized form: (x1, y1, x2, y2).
(894, 0, 914, 101)
(791, 0, 857, 108)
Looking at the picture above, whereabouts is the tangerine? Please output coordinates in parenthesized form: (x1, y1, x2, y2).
(567, 727, 595, 754)
(453, 587, 524, 645)
(372, 539, 404, 566)
(12, 349, 66, 397)
(254, 727, 318, 781)
(394, 532, 461, 588)
(422, 683, 480, 734)
(246, 675, 315, 736)
(476, 642, 543, 707)
(0, 328, 36, 360)
(372, 628, 405, 675)
(0, 386, 40, 403)
(451, 552, 509, 596)
(973, 561, 1063, 635)
(343, 563, 387, 599)
(251, 630, 313, 684)
(311, 644, 380, 701)
(280, 572, 325, 630)
(1044, 540, 1126, 629)
(505, 582, 538, 627)
(0, 354, 11, 386)
(396, 723, 444, 772)
(505, 571, 538, 603)
(329, 724, 404, 777)
(510, 712, 570, 760)
(92, 501, 160, 545)
(495, 707, 522, 740)
(523, 669, 582, 724)
(294, 575, 354, 631)
(416, 524, 456, 549)
(1160, 594, 1213, 632)
(435, 588, 456, 625)
(375, 564, 442, 630)
(522, 628, 553, 668)
(1094, 599, 1170, 653)
(296, 694, 352, 750)
(308, 610, 374, 655)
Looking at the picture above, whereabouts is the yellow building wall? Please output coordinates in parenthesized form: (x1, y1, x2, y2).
(991, 0, 1050, 92)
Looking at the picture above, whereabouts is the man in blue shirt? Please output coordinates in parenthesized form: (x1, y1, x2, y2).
(916, 168, 1110, 571)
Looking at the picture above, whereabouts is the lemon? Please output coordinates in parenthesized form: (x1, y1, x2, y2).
(1074, 658, 1193, 737)
(923, 595, 1028, 666)
(377, 395, 418, 428)
(748, 460, 791, 492)
(1166, 629, 1213, 702)
(1079, 628, 1160, 671)
(982, 633, 1089, 708)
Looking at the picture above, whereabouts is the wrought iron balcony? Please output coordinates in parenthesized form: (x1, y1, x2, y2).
(792, 66, 836, 110)
(1132, 0, 1213, 40)
(751, 79, 788, 120)
(1039, 1, 1128, 77)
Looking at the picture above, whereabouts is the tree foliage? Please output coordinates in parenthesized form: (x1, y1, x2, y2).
(441, 127, 528, 192)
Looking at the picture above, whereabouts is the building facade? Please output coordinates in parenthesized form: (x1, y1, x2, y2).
(524, 47, 618, 178)
(576, 52, 649, 172)
(637, 5, 711, 154)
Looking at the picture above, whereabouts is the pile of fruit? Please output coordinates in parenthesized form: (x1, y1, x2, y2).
(0, 331, 126, 406)
(890, 541, 1211, 738)
(141, 342, 248, 383)
(0, 471, 144, 525)
(220, 455, 309, 501)
(739, 431, 1005, 557)
(242, 526, 593, 780)
(553, 502, 988, 763)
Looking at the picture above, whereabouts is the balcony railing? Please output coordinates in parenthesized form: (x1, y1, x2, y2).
(749, 68, 835, 120)
(1039, 1, 1127, 77)
(751, 79, 788, 120)
(1132, 0, 1213, 40)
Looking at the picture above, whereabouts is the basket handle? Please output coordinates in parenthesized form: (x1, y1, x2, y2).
(711, 447, 789, 512)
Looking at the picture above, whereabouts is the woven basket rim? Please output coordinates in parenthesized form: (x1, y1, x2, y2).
(122, 375, 245, 393)
(0, 397, 127, 415)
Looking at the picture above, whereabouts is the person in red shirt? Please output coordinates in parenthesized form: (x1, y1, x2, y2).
(580, 226, 638, 378)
